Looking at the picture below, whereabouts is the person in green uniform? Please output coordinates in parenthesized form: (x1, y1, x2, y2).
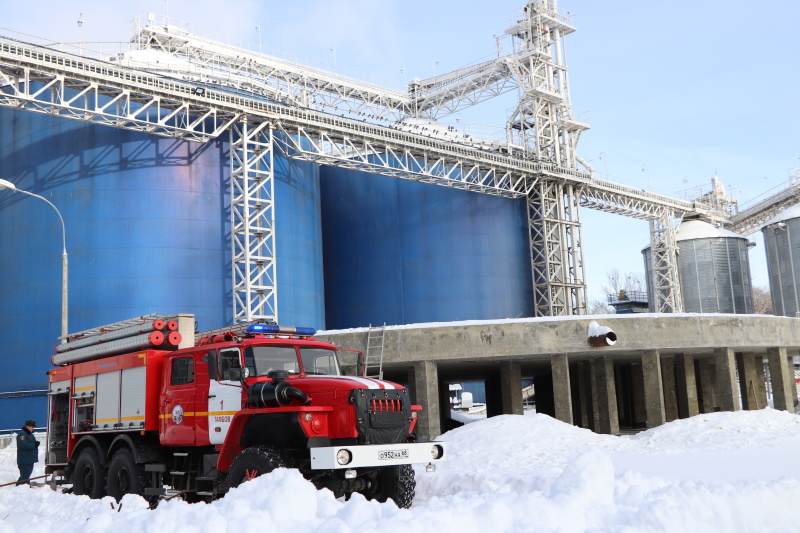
(15, 420, 39, 486)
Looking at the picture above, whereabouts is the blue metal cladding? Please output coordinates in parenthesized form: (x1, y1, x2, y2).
(273, 147, 325, 328)
(0, 107, 324, 429)
(319, 166, 534, 329)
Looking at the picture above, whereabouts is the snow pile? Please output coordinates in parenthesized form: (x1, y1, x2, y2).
(2, 410, 800, 532)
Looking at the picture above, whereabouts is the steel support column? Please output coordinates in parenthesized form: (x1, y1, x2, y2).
(230, 118, 277, 323)
(648, 211, 683, 313)
(528, 180, 586, 316)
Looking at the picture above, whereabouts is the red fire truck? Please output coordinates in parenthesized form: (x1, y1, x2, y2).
(44, 315, 445, 507)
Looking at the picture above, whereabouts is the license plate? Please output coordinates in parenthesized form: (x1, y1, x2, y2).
(379, 449, 409, 460)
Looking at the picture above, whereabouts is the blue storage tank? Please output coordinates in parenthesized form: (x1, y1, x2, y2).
(0, 107, 324, 429)
(319, 166, 534, 329)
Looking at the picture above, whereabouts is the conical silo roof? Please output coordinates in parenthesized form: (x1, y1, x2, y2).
(674, 219, 747, 242)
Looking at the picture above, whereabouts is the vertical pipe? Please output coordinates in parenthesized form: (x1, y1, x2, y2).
(62, 251, 68, 342)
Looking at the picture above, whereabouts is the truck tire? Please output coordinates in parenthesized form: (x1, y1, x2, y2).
(107, 448, 147, 501)
(368, 464, 416, 509)
(227, 446, 288, 488)
(73, 448, 106, 499)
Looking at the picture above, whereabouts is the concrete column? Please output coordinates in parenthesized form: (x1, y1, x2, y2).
(786, 352, 798, 412)
(754, 355, 768, 408)
(714, 347, 741, 412)
(642, 350, 666, 427)
(550, 354, 573, 424)
(592, 357, 619, 435)
(500, 361, 524, 416)
(411, 361, 442, 439)
(576, 362, 592, 429)
(736, 353, 759, 410)
(588, 362, 600, 431)
(660, 355, 679, 422)
(698, 358, 717, 413)
(767, 347, 796, 413)
(674, 353, 699, 418)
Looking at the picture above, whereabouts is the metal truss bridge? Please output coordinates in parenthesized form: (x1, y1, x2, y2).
(1, 0, 797, 324)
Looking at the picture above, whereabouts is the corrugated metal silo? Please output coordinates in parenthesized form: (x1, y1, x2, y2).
(319, 166, 534, 329)
(762, 205, 800, 317)
(0, 106, 324, 428)
(643, 219, 754, 313)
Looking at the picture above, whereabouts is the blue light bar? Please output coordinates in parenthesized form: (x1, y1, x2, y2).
(246, 324, 316, 336)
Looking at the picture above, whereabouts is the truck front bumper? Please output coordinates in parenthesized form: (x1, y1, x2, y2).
(309, 441, 446, 470)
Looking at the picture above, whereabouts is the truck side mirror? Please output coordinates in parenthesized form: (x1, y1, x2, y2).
(229, 367, 249, 381)
(357, 352, 365, 377)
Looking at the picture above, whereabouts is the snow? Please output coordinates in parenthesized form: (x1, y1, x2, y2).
(673, 219, 747, 241)
(763, 203, 800, 228)
(641, 219, 747, 251)
(320, 311, 767, 337)
(3, 410, 800, 532)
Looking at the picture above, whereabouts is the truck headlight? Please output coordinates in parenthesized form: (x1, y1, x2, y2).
(336, 449, 352, 465)
(430, 444, 444, 460)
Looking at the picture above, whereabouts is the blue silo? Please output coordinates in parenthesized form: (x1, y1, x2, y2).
(0, 107, 324, 429)
(319, 166, 534, 329)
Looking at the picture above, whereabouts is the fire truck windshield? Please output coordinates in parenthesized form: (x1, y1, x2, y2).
(244, 346, 301, 377)
(299, 348, 340, 375)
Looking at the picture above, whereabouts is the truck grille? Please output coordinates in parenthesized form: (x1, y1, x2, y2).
(350, 389, 411, 445)
(370, 398, 403, 412)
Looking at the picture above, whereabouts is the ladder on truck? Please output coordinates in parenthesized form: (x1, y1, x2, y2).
(365, 323, 386, 379)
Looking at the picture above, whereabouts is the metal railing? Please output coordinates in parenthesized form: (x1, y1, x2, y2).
(607, 290, 648, 304)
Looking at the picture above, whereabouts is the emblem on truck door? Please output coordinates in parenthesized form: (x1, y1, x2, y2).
(172, 405, 184, 424)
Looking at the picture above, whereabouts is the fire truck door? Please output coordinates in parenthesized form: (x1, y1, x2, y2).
(161, 354, 198, 445)
(207, 348, 243, 445)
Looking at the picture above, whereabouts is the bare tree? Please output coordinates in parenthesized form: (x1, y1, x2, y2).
(588, 299, 612, 314)
(752, 286, 773, 315)
(603, 268, 646, 294)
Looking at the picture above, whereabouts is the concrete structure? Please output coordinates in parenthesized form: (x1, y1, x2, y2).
(319, 314, 800, 439)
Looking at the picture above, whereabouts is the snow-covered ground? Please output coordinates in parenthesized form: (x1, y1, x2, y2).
(2, 409, 800, 532)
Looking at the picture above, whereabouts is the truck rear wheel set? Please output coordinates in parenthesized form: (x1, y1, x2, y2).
(72, 448, 105, 499)
(107, 449, 148, 501)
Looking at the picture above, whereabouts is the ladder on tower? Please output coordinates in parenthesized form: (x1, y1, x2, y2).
(365, 323, 386, 379)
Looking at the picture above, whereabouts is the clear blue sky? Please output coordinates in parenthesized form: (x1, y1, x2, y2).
(2, 0, 798, 304)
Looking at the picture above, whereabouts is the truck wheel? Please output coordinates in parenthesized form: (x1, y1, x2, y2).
(73, 448, 106, 499)
(107, 449, 146, 501)
(367, 464, 415, 509)
(227, 446, 288, 488)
